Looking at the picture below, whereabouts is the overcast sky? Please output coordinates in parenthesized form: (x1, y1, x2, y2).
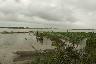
(0, 0, 96, 28)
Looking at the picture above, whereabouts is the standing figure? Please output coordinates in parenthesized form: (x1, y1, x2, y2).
(36, 31, 39, 42)
(39, 33, 43, 44)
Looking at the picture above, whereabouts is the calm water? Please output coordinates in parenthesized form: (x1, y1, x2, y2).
(0, 33, 54, 64)
(0, 28, 95, 32)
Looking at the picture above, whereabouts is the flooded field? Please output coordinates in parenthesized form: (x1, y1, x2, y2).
(0, 29, 95, 64)
(0, 33, 54, 64)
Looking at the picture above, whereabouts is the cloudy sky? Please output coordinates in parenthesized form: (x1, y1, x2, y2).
(0, 0, 96, 28)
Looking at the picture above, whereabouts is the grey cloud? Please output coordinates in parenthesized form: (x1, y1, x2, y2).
(0, 0, 76, 22)
(0, 0, 95, 28)
(74, 0, 96, 11)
